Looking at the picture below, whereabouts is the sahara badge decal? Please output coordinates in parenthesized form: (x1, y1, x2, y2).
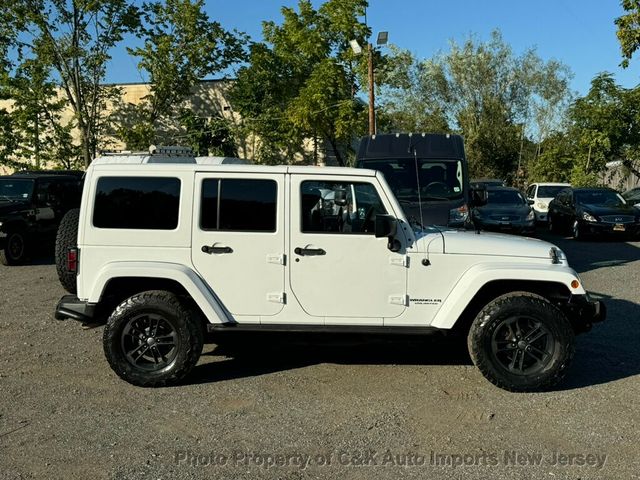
(409, 298, 442, 306)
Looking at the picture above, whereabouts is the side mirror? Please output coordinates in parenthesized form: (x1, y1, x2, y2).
(333, 188, 347, 206)
(375, 214, 397, 238)
(470, 186, 488, 207)
(527, 199, 534, 205)
(375, 214, 401, 252)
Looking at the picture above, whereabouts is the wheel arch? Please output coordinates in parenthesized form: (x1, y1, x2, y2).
(429, 262, 581, 331)
(1, 218, 29, 233)
(449, 279, 572, 335)
(85, 262, 232, 326)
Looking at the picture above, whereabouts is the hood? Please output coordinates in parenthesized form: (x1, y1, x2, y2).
(433, 229, 556, 259)
(399, 200, 461, 227)
(474, 204, 531, 217)
(579, 203, 638, 216)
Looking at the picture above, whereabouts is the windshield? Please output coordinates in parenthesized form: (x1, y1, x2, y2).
(0, 179, 34, 201)
(575, 190, 626, 207)
(537, 185, 567, 198)
(487, 190, 526, 205)
(360, 158, 464, 202)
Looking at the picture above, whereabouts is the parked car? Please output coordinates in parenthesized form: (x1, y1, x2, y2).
(525, 182, 571, 222)
(54, 151, 605, 392)
(0, 172, 82, 264)
(472, 187, 536, 234)
(548, 187, 640, 240)
(621, 187, 640, 207)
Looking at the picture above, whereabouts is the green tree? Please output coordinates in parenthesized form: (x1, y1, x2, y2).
(378, 31, 573, 182)
(528, 132, 574, 183)
(569, 73, 640, 185)
(4, 59, 79, 169)
(4, 0, 140, 166)
(377, 47, 450, 134)
(230, 0, 370, 166)
(179, 109, 237, 157)
(116, 0, 246, 149)
(615, 0, 640, 67)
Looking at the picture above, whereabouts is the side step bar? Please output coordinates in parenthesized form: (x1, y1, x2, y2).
(207, 323, 442, 336)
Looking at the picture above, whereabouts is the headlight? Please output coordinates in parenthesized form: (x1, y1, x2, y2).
(449, 204, 469, 223)
(526, 210, 535, 221)
(582, 212, 598, 222)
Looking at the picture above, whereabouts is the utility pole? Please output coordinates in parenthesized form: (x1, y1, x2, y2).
(368, 42, 375, 135)
(350, 30, 387, 137)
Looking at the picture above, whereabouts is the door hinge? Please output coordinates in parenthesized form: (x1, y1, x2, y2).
(389, 295, 408, 306)
(267, 292, 286, 304)
(389, 256, 409, 267)
(267, 253, 286, 265)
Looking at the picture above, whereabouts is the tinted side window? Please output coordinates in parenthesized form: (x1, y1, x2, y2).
(200, 179, 277, 232)
(93, 177, 180, 229)
(35, 181, 51, 207)
(47, 179, 81, 209)
(301, 181, 387, 234)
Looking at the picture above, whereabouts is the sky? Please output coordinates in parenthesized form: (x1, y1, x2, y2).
(106, 0, 640, 97)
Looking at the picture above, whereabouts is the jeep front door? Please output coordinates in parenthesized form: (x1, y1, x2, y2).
(192, 173, 286, 318)
(289, 176, 407, 320)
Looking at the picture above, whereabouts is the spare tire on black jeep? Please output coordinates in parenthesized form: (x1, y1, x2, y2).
(55, 208, 79, 294)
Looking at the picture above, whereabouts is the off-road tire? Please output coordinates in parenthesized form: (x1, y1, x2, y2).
(467, 292, 575, 392)
(0, 230, 27, 265)
(103, 290, 204, 387)
(55, 208, 79, 293)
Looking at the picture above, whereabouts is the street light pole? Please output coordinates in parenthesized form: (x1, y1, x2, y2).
(350, 31, 387, 137)
(368, 42, 375, 136)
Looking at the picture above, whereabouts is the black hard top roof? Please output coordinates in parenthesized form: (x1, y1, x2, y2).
(571, 186, 616, 192)
(12, 170, 84, 177)
(357, 133, 465, 160)
(1, 173, 81, 180)
(486, 186, 520, 191)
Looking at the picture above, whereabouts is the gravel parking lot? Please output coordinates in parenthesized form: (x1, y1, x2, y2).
(1, 229, 639, 480)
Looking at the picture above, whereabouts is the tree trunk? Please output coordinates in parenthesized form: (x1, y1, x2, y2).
(328, 137, 345, 167)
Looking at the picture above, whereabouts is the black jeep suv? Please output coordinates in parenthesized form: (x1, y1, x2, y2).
(0, 172, 82, 265)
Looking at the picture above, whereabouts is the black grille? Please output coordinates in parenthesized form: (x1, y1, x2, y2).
(600, 215, 635, 223)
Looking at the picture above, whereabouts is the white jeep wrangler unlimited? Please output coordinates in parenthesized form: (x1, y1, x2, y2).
(55, 152, 605, 391)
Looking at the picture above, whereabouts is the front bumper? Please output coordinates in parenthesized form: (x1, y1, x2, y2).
(563, 295, 606, 334)
(533, 210, 548, 222)
(55, 295, 96, 323)
(580, 221, 640, 237)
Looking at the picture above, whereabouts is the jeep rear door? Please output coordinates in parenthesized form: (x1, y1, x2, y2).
(192, 172, 286, 318)
(289, 174, 407, 320)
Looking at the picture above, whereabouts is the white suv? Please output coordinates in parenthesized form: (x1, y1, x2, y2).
(54, 153, 604, 392)
(526, 183, 571, 222)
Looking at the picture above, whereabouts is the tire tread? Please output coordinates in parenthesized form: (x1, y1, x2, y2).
(103, 290, 203, 387)
(467, 291, 575, 392)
